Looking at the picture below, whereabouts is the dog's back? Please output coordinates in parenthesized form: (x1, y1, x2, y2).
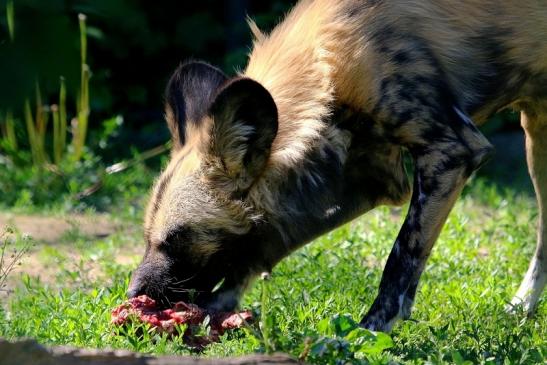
(246, 0, 547, 124)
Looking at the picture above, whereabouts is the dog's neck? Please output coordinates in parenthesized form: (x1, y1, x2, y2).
(243, 0, 343, 177)
(248, 122, 353, 246)
(241, 2, 381, 253)
(244, 106, 410, 260)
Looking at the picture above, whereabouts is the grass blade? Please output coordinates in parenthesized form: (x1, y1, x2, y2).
(79, 14, 87, 70)
(24, 100, 38, 166)
(73, 14, 90, 161)
(34, 82, 48, 165)
(52, 104, 60, 164)
(1, 110, 18, 152)
(59, 77, 67, 160)
(6, 0, 14, 41)
(6, 111, 17, 151)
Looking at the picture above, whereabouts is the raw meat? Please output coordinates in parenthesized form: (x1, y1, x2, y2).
(111, 295, 252, 347)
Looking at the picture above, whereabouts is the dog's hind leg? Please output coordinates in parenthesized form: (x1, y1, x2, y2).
(510, 109, 547, 313)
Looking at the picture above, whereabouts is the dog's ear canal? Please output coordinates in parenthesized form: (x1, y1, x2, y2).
(209, 77, 278, 191)
(165, 61, 227, 150)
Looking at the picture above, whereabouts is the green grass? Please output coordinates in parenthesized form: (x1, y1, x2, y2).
(0, 177, 545, 364)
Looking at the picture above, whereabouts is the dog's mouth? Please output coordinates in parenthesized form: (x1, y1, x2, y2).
(144, 285, 243, 312)
(201, 287, 243, 312)
(128, 264, 257, 312)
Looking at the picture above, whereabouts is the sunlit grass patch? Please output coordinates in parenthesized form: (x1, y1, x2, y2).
(0, 181, 545, 364)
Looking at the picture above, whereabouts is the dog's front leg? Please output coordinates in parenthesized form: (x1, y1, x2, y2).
(360, 108, 494, 332)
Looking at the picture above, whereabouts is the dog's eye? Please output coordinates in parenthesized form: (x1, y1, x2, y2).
(164, 227, 192, 247)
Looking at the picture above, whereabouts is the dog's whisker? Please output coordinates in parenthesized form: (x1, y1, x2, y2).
(169, 275, 196, 286)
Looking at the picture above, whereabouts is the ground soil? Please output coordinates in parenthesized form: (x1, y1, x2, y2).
(0, 212, 141, 295)
(0, 213, 117, 243)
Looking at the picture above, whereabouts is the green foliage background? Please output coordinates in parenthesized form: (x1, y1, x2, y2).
(0, 1, 296, 149)
(0, 0, 299, 210)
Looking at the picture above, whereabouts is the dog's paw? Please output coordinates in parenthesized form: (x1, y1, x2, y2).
(505, 296, 537, 316)
(359, 311, 397, 333)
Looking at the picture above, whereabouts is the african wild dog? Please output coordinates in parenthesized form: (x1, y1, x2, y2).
(128, 0, 547, 331)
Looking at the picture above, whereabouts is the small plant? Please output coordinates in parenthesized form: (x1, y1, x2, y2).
(301, 314, 394, 365)
(23, 84, 49, 166)
(0, 228, 32, 296)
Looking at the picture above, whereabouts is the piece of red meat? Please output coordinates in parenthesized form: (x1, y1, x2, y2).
(111, 295, 252, 347)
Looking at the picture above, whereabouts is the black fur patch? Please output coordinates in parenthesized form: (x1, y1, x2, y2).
(165, 61, 227, 146)
(464, 28, 530, 115)
(392, 50, 413, 65)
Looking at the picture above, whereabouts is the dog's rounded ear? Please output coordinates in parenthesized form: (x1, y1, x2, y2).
(165, 61, 227, 150)
(209, 77, 278, 192)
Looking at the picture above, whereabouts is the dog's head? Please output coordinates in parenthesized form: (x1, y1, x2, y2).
(127, 61, 280, 310)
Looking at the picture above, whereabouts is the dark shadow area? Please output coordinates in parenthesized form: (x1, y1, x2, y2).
(0, 0, 298, 160)
(474, 123, 535, 198)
